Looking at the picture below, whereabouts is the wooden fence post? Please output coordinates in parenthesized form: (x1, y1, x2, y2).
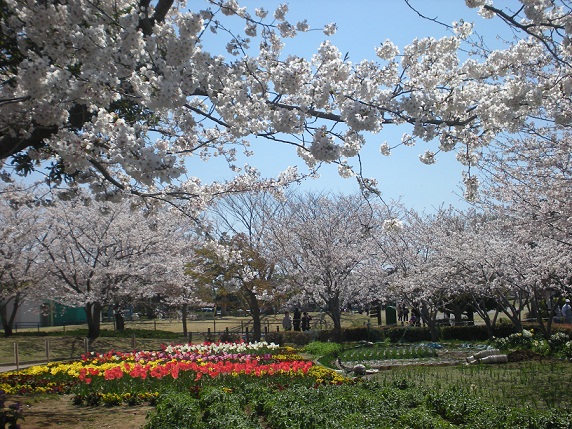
(14, 342, 19, 372)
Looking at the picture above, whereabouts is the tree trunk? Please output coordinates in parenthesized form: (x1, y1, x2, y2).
(115, 310, 125, 331)
(420, 303, 439, 342)
(85, 302, 102, 341)
(328, 296, 342, 339)
(181, 303, 188, 338)
(0, 294, 21, 337)
(530, 288, 552, 339)
(471, 297, 498, 340)
(243, 289, 262, 341)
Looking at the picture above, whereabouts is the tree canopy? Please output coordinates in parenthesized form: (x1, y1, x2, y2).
(2, 0, 572, 205)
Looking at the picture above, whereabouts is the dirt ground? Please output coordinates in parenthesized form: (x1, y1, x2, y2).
(11, 395, 154, 429)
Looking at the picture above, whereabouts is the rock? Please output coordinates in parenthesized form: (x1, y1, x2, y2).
(353, 364, 367, 375)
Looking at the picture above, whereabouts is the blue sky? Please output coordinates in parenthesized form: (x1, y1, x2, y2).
(189, 0, 512, 211)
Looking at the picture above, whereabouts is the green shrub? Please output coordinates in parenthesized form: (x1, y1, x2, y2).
(380, 326, 432, 343)
(218, 330, 241, 343)
(144, 392, 201, 429)
(303, 341, 344, 357)
(283, 331, 313, 346)
(440, 325, 490, 341)
(263, 331, 283, 346)
(342, 326, 384, 342)
(492, 322, 520, 339)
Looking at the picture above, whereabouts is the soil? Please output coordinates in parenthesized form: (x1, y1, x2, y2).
(11, 395, 154, 429)
(507, 349, 545, 362)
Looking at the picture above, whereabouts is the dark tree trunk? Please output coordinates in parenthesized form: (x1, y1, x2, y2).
(85, 302, 102, 341)
(420, 304, 439, 342)
(0, 294, 21, 337)
(471, 297, 499, 340)
(327, 295, 342, 339)
(115, 310, 125, 331)
(244, 289, 262, 341)
(181, 303, 188, 338)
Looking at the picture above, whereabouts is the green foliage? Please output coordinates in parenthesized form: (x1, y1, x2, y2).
(342, 326, 385, 342)
(284, 331, 313, 346)
(381, 325, 433, 342)
(199, 386, 258, 429)
(303, 341, 344, 358)
(263, 331, 283, 346)
(338, 344, 437, 362)
(144, 392, 202, 429)
(440, 325, 491, 341)
(426, 389, 484, 425)
(495, 329, 535, 350)
(374, 360, 572, 412)
(148, 379, 572, 429)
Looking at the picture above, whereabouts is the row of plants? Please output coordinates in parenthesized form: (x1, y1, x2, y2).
(338, 344, 438, 363)
(374, 359, 572, 411)
(145, 375, 572, 429)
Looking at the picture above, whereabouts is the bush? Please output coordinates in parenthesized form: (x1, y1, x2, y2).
(440, 325, 490, 341)
(144, 392, 201, 429)
(219, 330, 241, 343)
(286, 331, 315, 346)
(263, 331, 283, 346)
(341, 326, 384, 342)
(380, 326, 433, 343)
(303, 341, 344, 358)
(492, 322, 520, 339)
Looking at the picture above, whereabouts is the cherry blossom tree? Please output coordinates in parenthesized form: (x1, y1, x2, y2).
(36, 191, 181, 340)
(148, 250, 200, 337)
(3, 0, 572, 204)
(208, 191, 288, 315)
(186, 232, 279, 341)
(267, 192, 387, 333)
(0, 184, 46, 336)
(385, 205, 572, 340)
(380, 208, 463, 340)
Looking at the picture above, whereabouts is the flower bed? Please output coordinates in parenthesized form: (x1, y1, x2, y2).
(0, 341, 347, 406)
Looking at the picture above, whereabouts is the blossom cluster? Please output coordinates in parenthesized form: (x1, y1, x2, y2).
(4, 0, 569, 202)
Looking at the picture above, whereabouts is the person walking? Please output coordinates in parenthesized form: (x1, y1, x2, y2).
(282, 311, 292, 331)
(293, 308, 301, 331)
(562, 299, 572, 324)
(301, 312, 312, 331)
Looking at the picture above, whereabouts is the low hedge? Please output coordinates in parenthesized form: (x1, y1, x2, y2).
(272, 322, 569, 345)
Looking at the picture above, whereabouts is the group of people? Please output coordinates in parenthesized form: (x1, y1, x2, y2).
(397, 303, 423, 326)
(282, 308, 312, 331)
